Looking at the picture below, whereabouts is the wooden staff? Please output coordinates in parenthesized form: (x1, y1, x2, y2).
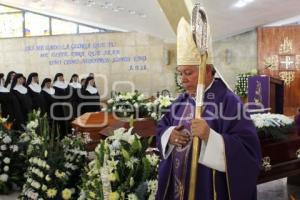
(188, 4, 208, 200)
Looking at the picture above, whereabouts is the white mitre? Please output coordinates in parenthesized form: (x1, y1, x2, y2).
(176, 17, 232, 90)
(177, 17, 214, 66)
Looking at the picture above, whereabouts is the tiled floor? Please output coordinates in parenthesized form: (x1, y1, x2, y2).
(0, 192, 19, 200)
(0, 178, 299, 200)
(258, 178, 300, 200)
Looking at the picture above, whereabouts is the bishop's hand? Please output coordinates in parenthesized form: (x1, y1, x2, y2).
(169, 125, 190, 147)
(191, 118, 210, 142)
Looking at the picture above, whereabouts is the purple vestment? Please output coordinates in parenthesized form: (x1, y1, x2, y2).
(156, 78, 262, 200)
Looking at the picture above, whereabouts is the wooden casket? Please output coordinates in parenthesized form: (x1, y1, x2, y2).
(72, 112, 156, 150)
(72, 112, 300, 184)
(72, 112, 118, 150)
(258, 128, 300, 184)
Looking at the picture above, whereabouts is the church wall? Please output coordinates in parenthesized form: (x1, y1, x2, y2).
(0, 32, 177, 99)
(257, 26, 300, 115)
(212, 30, 257, 89)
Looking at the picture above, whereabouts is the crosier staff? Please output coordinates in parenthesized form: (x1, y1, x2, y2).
(188, 4, 208, 200)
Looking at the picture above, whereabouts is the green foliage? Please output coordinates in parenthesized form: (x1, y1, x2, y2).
(257, 123, 295, 141)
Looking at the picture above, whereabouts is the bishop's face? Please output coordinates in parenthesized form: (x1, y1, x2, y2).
(177, 65, 199, 95)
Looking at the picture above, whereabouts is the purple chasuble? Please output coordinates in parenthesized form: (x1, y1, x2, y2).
(172, 100, 193, 200)
(156, 78, 262, 200)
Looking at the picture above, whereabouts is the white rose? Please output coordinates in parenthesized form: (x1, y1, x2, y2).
(0, 145, 7, 151)
(0, 174, 8, 182)
(31, 192, 38, 199)
(3, 166, 9, 172)
(42, 184, 47, 191)
(137, 94, 144, 101)
(37, 160, 43, 167)
(12, 145, 19, 152)
(22, 135, 31, 142)
(151, 112, 157, 118)
(107, 99, 114, 104)
(31, 181, 41, 189)
(128, 193, 138, 200)
(3, 136, 12, 144)
(45, 175, 51, 181)
(3, 157, 10, 164)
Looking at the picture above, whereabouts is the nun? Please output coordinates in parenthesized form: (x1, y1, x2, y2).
(4, 71, 16, 89)
(80, 76, 101, 114)
(10, 73, 32, 128)
(41, 78, 55, 120)
(0, 73, 23, 130)
(69, 74, 81, 118)
(52, 73, 71, 136)
(26, 72, 46, 114)
(69, 74, 81, 89)
(80, 78, 86, 87)
(0, 73, 10, 117)
(88, 72, 96, 87)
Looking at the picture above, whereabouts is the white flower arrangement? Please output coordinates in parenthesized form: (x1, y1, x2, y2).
(0, 119, 22, 194)
(250, 113, 295, 140)
(146, 95, 175, 120)
(251, 113, 293, 128)
(107, 91, 148, 118)
(234, 73, 252, 97)
(26, 120, 39, 131)
(19, 112, 87, 200)
(80, 127, 159, 200)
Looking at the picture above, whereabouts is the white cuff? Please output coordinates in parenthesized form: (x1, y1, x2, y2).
(161, 126, 176, 159)
(198, 129, 226, 172)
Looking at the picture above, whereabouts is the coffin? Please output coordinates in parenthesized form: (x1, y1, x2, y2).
(258, 128, 300, 184)
(72, 112, 300, 183)
(72, 112, 118, 150)
(72, 112, 156, 150)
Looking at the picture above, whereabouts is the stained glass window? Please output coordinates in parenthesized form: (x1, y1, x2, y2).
(25, 12, 50, 36)
(52, 18, 77, 35)
(0, 13, 23, 38)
